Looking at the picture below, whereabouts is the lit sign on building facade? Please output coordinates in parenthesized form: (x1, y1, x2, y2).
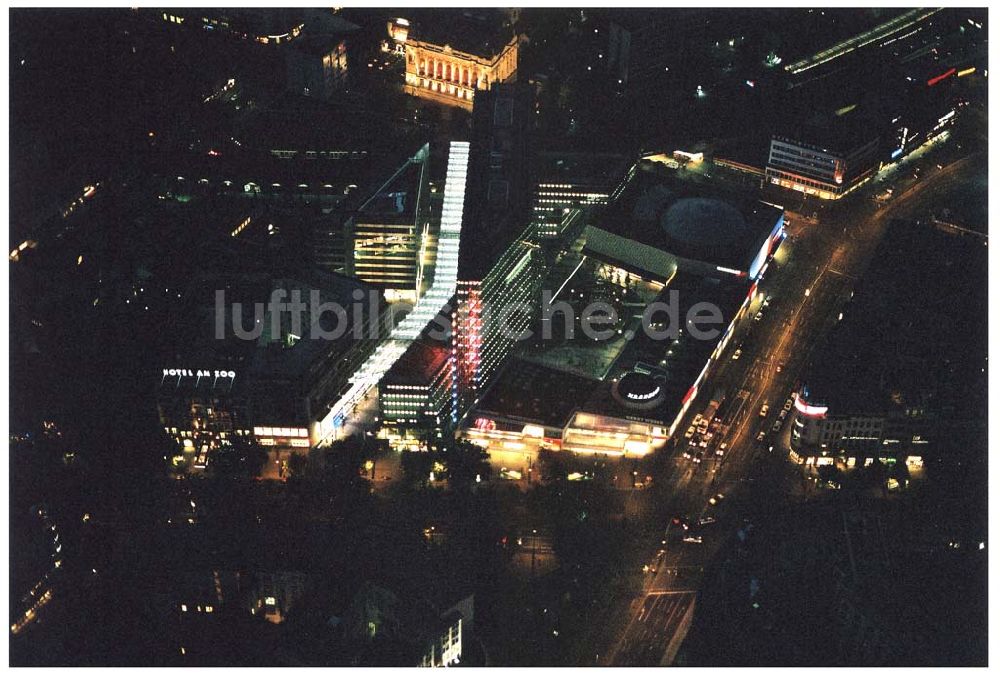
(163, 368, 237, 380)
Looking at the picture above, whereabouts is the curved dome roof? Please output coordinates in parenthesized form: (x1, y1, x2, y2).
(612, 371, 665, 410)
(662, 198, 749, 249)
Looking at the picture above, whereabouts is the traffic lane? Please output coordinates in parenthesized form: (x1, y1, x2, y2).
(713, 286, 837, 480)
(611, 591, 696, 666)
(642, 186, 885, 591)
(720, 280, 848, 475)
(611, 146, 982, 665)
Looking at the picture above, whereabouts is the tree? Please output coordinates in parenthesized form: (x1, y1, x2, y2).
(208, 435, 268, 480)
(400, 450, 433, 489)
(287, 452, 308, 479)
(438, 440, 490, 492)
(319, 436, 369, 489)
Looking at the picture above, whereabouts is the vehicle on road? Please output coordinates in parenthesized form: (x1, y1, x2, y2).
(698, 516, 717, 526)
(754, 310, 763, 322)
(708, 493, 725, 506)
(704, 389, 725, 422)
(732, 348, 742, 360)
(772, 419, 782, 433)
(759, 403, 769, 418)
(684, 425, 695, 439)
(715, 442, 728, 457)
(682, 533, 704, 544)
(756, 430, 766, 442)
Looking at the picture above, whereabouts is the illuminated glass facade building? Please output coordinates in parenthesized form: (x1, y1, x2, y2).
(157, 265, 380, 455)
(346, 145, 432, 303)
(348, 215, 423, 296)
(766, 127, 879, 200)
(452, 227, 543, 420)
(378, 335, 453, 449)
(314, 141, 470, 446)
(450, 84, 538, 421)
(531, 152, 632, 239)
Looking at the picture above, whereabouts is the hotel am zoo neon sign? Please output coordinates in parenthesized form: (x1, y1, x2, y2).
(162, 368, 236, 381)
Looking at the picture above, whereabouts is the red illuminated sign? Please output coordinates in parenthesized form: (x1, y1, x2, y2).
(793, 395, 828, 418)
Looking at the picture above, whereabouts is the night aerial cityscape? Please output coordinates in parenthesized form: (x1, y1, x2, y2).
(8, 4, 991, 668)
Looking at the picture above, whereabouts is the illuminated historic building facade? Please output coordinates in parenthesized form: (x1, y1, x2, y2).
(398, 34, 519, 110)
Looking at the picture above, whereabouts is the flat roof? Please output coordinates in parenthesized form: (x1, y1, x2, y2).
(381, 335, 450, 386)
(534, 151, 632, 189)
(406, 8, 514, 58)
(458, 84, 533, 281)
(472, 270, 751, 431)
(160, 245, 377, 392)
(473, 358, 600, 430)
(596, 163, 782, 275)
(578, 272, 748, 427)
(774, 105, 881, 156)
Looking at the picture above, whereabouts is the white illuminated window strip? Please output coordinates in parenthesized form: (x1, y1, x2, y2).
(317, 142, 469, 445)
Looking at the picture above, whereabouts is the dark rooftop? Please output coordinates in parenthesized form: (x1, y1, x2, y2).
(406, 8, 514, 58)
(581, 272, 748, 426)
(776, 105, 881, 155)
(458, 83, 534, 281)
(381, 335, 450, 387)
(160, 242, 377, 389)
(598, 163, 783, 275)
(534, 151, 632, 189)
(473, 271, 750, 431)
(474, 358, 599, 430)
